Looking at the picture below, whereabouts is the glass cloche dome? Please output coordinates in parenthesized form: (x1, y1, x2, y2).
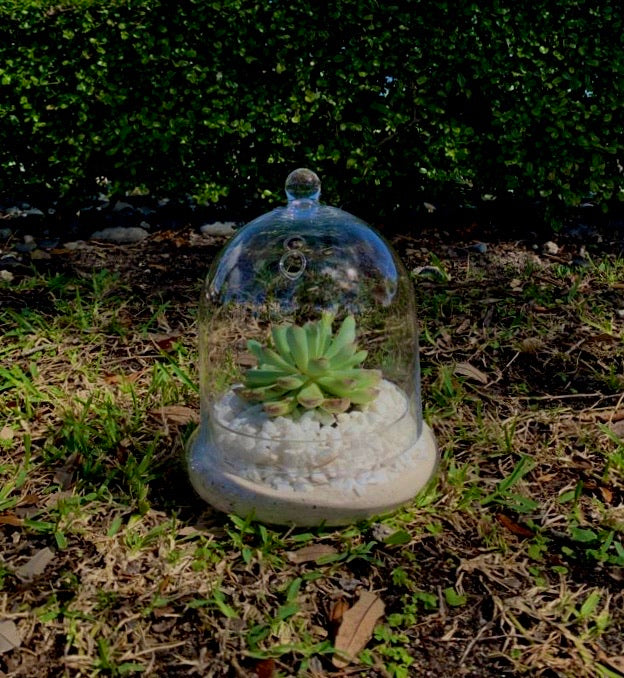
(187, 169, 437, 525)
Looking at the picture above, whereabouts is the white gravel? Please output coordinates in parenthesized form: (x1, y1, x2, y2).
(208, 380, 429, 493)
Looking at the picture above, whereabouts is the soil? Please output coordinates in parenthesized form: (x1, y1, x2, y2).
(2, 208, 624, 677)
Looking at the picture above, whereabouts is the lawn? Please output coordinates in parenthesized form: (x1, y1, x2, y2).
(1, 224, 623, 677)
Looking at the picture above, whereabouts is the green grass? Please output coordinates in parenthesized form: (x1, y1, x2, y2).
(1, 239, 623, 677)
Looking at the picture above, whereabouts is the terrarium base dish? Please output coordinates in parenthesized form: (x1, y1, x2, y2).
(187, 417, 438, 526)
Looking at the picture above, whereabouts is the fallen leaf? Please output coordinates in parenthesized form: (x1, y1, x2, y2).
(0, 514, 23, 527)
(330, 599, 349, 624)
(0, 426, 14, 442)
(252, 658, 276, 678)
(103, 373, 121, 385)
(0, 620, 21, 654)
(600, 487, 614, 504)
(496, 514, 534, 538)
(519, 337, 543, 354)
(18, 494, 41, 507)
(15, 547, 55, 581)
(150, 333, 182, 351)
(150, 405, 199, 426)
(586, 332, 619, 345)
(286, 544, 339, 564)
(454, 362, 489, 385)
(329, 598, 350, 637)
(332, 591, 385, 668)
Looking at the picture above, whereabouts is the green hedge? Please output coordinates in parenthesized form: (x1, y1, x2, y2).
(0, 0, 622, 217)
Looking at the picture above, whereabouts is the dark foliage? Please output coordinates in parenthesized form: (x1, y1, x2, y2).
(0, 0, 622, 220)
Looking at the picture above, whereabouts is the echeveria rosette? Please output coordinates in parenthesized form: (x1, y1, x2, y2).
(238, 313, 381, 417)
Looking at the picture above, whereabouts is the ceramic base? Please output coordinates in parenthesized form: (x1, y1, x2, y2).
(187, 423, 438, 526)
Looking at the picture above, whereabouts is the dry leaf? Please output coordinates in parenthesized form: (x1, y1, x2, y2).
(252, 658, 276, 678)
(519, 337, 543, 354)
(329, 598, 350, 637)
(0, 620, 21, 654)
(18, 494, 40, 507)
(150, 333, 182, 351)
(600, 486, 614, 504)
(0, 426, 14, 442)
(454, 362, 489, 385)
(0, 514, 23, 527)
(102, 373, 121, 385)
(496, 513, 534, 538)
(332, 591, 385, 668)
(286, 544, 339, 564)
(150, 405, 199, 426)
(586, 332, 619, 345)
(330, 599, 349, 625)
(15, 547, 55, 581)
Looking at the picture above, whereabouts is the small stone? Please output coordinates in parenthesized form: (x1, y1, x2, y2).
(371, 522, 395, 541)
(112, 200, 134, 212)
(543, 241, 559, 255)
(62, 240, 87, 250)
(200, 222, 236, 237)
(616, 309, 624, 320)
(38, 237, 60, 250)
(0, 228, 12, 239)
(24, 207, 44, 217)
(15, 241, 37, 253)
(469, 242, 487, 254)
(0, 269, 14, 282)
(90, 226, 149, 243)
(0, 254, 22, 267)
(139, 220, 152, 230)
(23, 234, 35, 244)
(571, 257, 589, 269)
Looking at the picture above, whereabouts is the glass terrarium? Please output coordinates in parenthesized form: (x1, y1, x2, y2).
(187, 169, 437, 525)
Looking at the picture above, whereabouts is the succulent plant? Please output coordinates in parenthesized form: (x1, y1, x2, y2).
(238, 313, 381, 417)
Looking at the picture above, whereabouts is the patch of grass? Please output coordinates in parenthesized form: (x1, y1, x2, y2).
(1, 235, 623, 677)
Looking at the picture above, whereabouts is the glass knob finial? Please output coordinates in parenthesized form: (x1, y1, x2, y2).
(285, 168, 321, 202)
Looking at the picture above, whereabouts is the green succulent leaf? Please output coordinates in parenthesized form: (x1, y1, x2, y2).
(244, 369, 290, 388)
(287, 325, 309, 372)
(297, 382, 325, 409)
(325, 315, 356, 360)
(240, 314, 380, 416)
(271, 325, 292, 360)
(247, 340, 298, 373)
(264, 397, 298, 417)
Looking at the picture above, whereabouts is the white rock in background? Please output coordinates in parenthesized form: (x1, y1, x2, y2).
(90, 227, 149, 243)
(62, 240, 87, 250)
(112, 200, 134, 212)
(200, 222, 236, 237)
(543, 241, 559, 255)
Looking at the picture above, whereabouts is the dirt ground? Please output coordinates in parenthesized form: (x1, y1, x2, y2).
(2, 213, 624, 677)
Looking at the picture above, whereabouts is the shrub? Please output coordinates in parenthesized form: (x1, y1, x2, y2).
(0, 0, 622, 219)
